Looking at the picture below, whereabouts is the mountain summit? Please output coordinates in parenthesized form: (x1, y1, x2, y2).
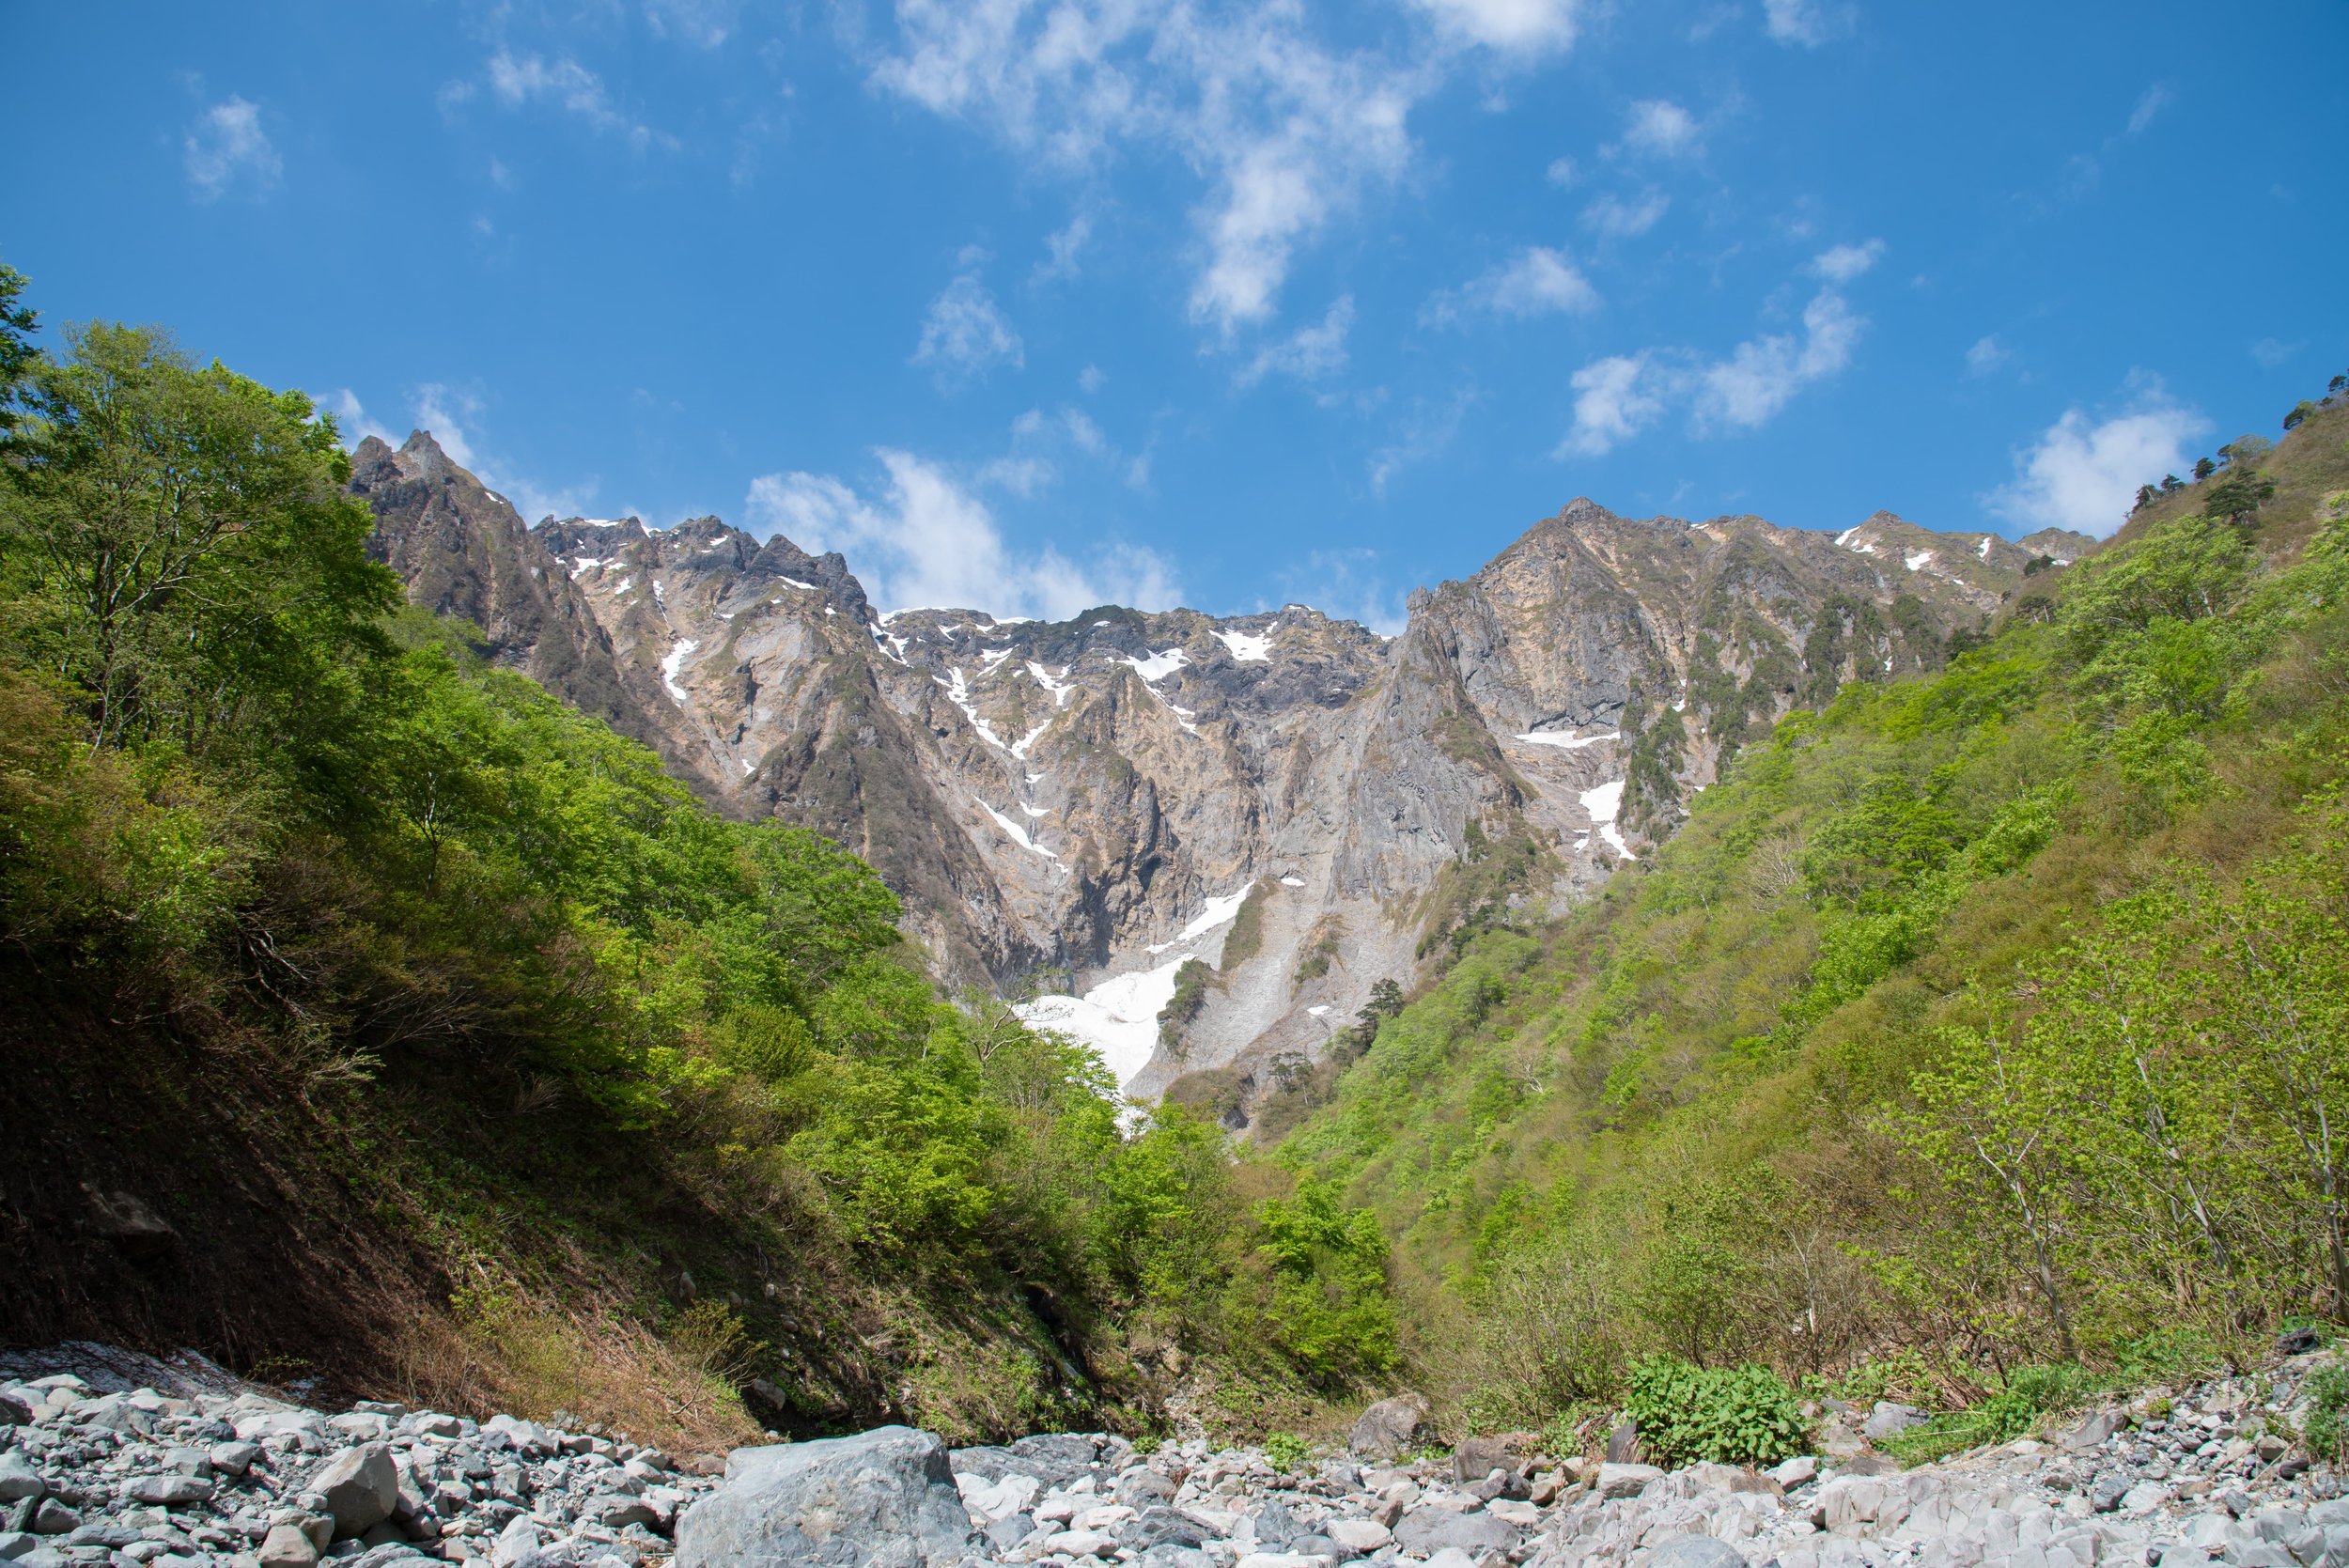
(352, 444, 2062, 1110)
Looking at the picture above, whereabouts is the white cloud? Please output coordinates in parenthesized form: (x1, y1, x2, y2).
(1618, 99, 1701, 159)
(1694, 289, 1865, 430)
(867, 2, 1511, 337)
(2249, 336, 2301, 369)
(1809, 239, 1884, 282)
(486, 52, 678, 153)
(2127, 83, 2173, 136)
(913, 271, 1024, 387)
(1546, 155, 1579, 187)
(1580, 190, 1669, 239)
(324, 390, 395, 449)
(1237, 296, 1354, 387)
(1762, 0, 1845, 46)
(412, 383, 600, 522)
(1558, 354, 1665, 458)
(1556, 270, 1874, 456)
(745, 451, 1180, 619)
(644, 0, 737, 49)
(1427, 247, 1599, 324)
(1966, 334, 2009, 376)
(1078, 364, 1108, 394)
(1407, 0, 1580, 54)
(1034, 215, 1093, 284)
(183, 97, 280, 201)
(1988, 396, 2210, 539)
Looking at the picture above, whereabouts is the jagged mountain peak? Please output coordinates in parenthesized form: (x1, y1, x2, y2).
(352, 435, 2030, 1118)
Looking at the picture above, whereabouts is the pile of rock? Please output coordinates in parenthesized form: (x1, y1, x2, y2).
(0, 1349, 719, 1568)
(2, 1343, 2341, 1568)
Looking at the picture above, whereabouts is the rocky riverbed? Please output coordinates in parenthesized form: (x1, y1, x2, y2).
(1, 1343, 2341, 1568)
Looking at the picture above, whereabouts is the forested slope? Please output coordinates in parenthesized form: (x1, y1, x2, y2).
(0, 278, 1382, 1448)
(1261, 389, 2349, 1438)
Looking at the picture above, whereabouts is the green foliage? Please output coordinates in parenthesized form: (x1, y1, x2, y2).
(1262, 1431, 1310, 1472)
(1876, 1363, 2091, 1465)
(1262, 413, 2349, 1424)
(2304, 1364, 2349, 1464)
(0, 298, 1335, 1431)
(1620, 1357, 1809, 1467)
(1249, 1180, 1399, 1386)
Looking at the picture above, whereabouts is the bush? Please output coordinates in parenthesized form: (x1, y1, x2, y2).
(1262, 1431, 1309, 1472)
(1620, 1356, 1809, 1467)
(2305, 1364, 2349, 1465)
(1877, 1362, 2090, 1465)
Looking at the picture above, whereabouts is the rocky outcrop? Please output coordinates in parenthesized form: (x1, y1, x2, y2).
(353, 436, 2077, 1107)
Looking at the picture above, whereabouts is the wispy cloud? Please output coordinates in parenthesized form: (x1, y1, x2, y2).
(1267, 547, 1409, 636)
(1762, 0, 1849, 47)
(1237, 296, 1354, 388)
(1557, 257, 1875, 457)
(913, 265, 1024, 389)
(867, 0, 1589, 341)
(1616, 99, 1702, 160)
(1966, 334, 2010, 377)
(410, 382, 602, 522)
(484, 52, 679, 153)
(1370, 386, 1480, 493)
(1580, 190, 1669, 239)
(1033, 215, 1093, 286)
(183, 96, 280, 201)
(1988, 388, 2209, 538)
(1406, 0, 1582, 54)
(746, 451, 1180, 619)
(2249, 336, 2301, 369)
(2127, 83, 2174, 136)
(1425, 247, 1599, 325)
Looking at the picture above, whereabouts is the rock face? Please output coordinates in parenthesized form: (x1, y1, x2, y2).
(354, 432, 2071, 1108)
(674, 1426, 975, 1568)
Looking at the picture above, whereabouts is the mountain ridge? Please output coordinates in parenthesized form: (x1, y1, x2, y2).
(351, 429, 2075, 1111)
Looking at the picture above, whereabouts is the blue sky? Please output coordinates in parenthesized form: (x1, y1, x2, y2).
(11, 1, 2348, 629)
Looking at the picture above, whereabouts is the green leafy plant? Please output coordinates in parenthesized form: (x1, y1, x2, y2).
(1620, 1356, 1809, 1467)
(1262, 1431, 1309, 1472)
(2303, 1364, 2349, 1464)
(1877, 1362, 2089, 1465)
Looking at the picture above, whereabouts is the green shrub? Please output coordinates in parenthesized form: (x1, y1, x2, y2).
(1262, 1430, 1309, 1472)
(1620, 1356, 1809, 1467)
(1877, 1362, 2090, 1465)
(2305, 1364, 2349, 1464)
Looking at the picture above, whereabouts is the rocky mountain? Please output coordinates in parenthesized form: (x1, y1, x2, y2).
(350, 431, 2075, 1107)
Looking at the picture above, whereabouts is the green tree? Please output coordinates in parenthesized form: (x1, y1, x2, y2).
(2203, 471, 2277, 527)
(0, 323, 397, 758)
(0, 261, 38, 430)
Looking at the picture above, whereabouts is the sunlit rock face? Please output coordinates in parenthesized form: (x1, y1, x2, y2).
(358, 436, 2039, 1101)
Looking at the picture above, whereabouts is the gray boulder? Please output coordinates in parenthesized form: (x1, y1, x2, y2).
(0, 1456, 40, 1504)
(1860, 1402, 1929, 1441)
(307, 1444, 399, 1538)
(1646, 1535, 1745, 1568)
(673, 1426, 974, 1568)
(1347, 1394, 1430, 1461)
(1392, 1508, 1517, 1556)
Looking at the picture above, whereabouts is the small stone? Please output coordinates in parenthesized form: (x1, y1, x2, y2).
(126, 1480, 214, 1507)
(28, 1504, 76, 1537)
(1862, 1403, 1931, 1441)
